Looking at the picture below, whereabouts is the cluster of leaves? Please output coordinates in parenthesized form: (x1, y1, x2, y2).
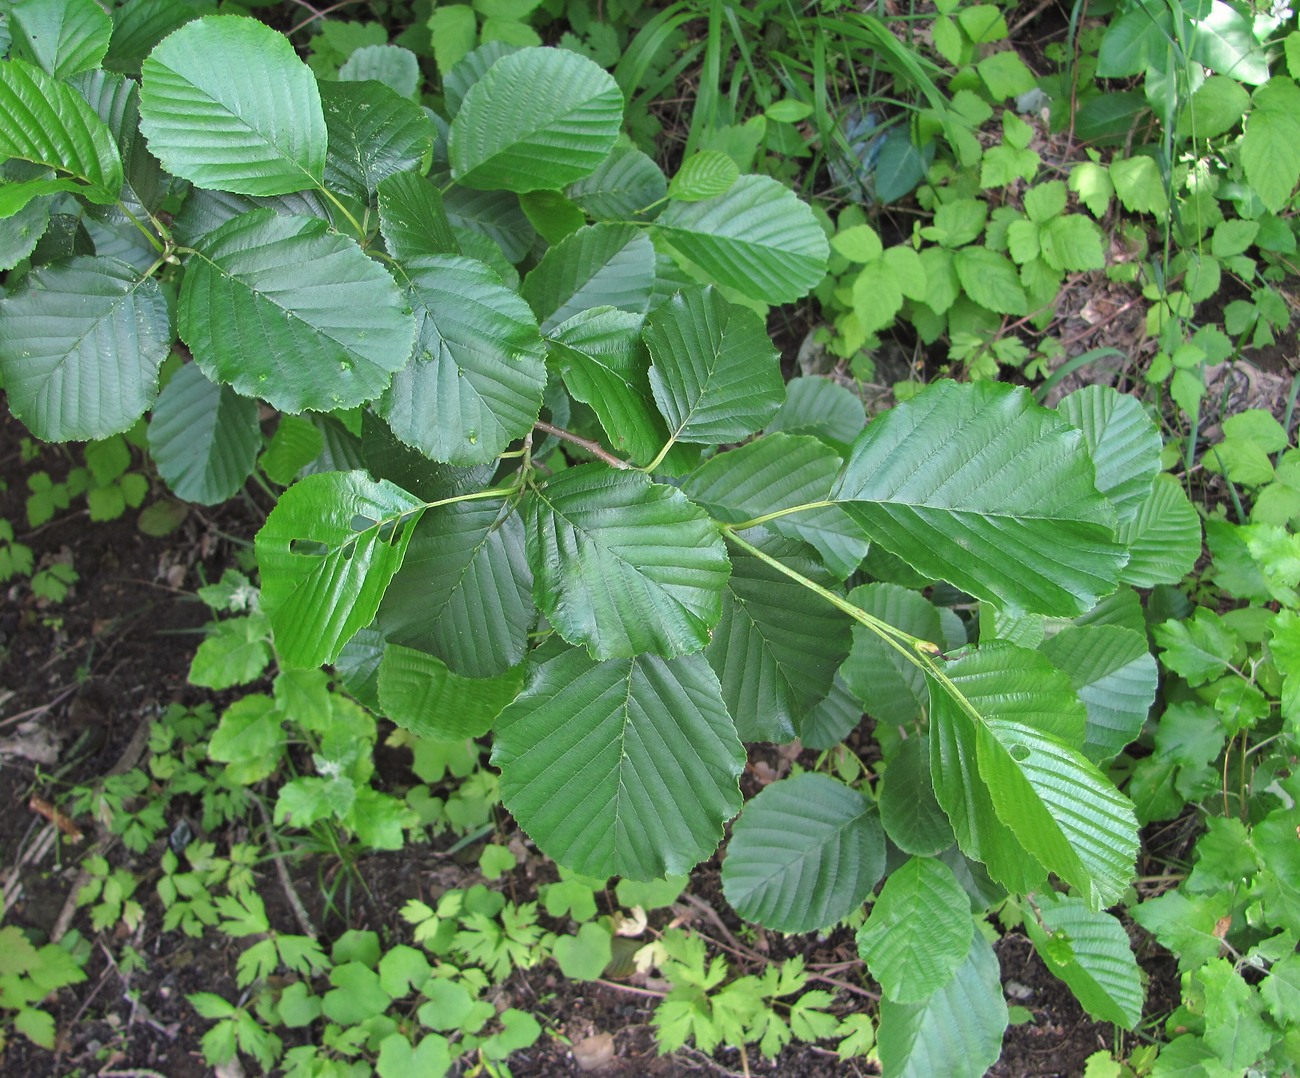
(0, 926, 88, 1053)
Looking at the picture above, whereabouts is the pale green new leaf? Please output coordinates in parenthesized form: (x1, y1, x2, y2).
(722, 773, 885, 933)
(1039, 625, 1157, 762)
(1117, 474, 1202, 587)
(876, 932, 1007, 1078)
(255, 471, 426, 668)
(492, 642, 744, 879)
(856, 857, 973, 1003)
(832, 380, 1127, 616)
(521, 223, 655, 332)
(1241, 77, 1300, 213)
(380, 255, 546, 464)
(1025, 892, 1144, 1028)
(0, 58, 123, 207)
(705, 537, 852, 742)
(645, 286, 785, 445)
(320, 80, 435, 204)
(147, 363, 261, 504)
(180, 210, 416, 413)
(376, 499, 534, 679)
(139, 15, 327, 195)
(668, 150, 739, 202)
(376, 172, 459, 261)
(1057, 385, 1162, 524)
(449, 47, 623, 191)
(377, 643, 523, 740)
(654, 175, 829, 304)
(9, 0, 111, 78)
(681, 434, 868, 579)
(525, 464, 730, 659)
(0, 256, 169, 442)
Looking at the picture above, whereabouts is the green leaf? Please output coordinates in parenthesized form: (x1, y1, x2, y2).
(380, 255, 546, 464)
(323, 962, 392, 1025)
(320, 80, 435, 204)
(953, 247, 1027, 315)
(492, 642, 744, 879)
(71, 68, 166, 214)
(831, 224, 884, 263)
(1039, 625, 1157, 763)
(833, 380, 1126, 616)
(1118, 475, 1202, 587)
(1057, 385, 1162, 524)
(681, 434, 867, 579)
(181, 210, 416, 413)
(190, 615, 272, 690)
(9, 0, 112, 79)
(0, 58, 123, 206)
(104, 0, 215, 77)
(339, 44, 420, 100)
(553, 922, 613, 981)
(449, 47, 622, 192)
(139, 15, 327, 195)
(766, 376, 866, 451)
(525, 464, 730, 659)
(722, 772, 885, 933)
(0, 256, 169, 442)
(378, 643, 522, 740)
(521, 223, 655, 332)
(879, 736, 955, 856)
(876, 931, 1007, 1078)
(1039, 214, 1105, 273)
(1154, 608, 1236, 686)
(377, 172, 460, 261)
(260, 416, 324, 486)
(255, 471, 426, 668)
(1109, 154, 1169, 219)
(856, 857, 973, 1003)
(377, 499, 533, 678)
(566, 145, 667, 221)
(653, 175, 829, 304)
(1025, 892, 1143, 1028)
(645, 286, 785, 445)
(148, 363, 261, 504)
(668, 151, 739, 202)
(705, 536, 852, 742)
(208, 694, 284, 783)
(428, 4, 478, 78)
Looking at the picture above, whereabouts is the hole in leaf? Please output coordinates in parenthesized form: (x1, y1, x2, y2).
(351, 514, 378, 532)
(289, 539, 330, 558)
(1008, 743, 1030, 762)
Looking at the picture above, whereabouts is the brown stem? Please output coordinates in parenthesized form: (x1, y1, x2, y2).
(534, 421, 632, 470)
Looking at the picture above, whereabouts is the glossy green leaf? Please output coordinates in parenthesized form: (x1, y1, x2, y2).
(833, 380, 1127, 616)
(493, 642, 744, 879)
(1039, 625, 1157, 762)
(379, 255, 546, 464)
(645, 286, 785, 446)
(104, 0, 214, 76)
(566, 145, 666, 221)
(1057, 385, 1162, 524)
(449, 47, 623, 192)
(1118, 474, 1202, 587)
(876, 931, 1007, 1078)
(0, 58, 123, 207)
(525, 464, 730, 659)
(320, 80, 435, 204)
(376, 172, 459, 261)
(722, 772, 885, 933)
(653, 175, 828, 304)
(681, 433, 867, 579)
(1025, 892, 1144, 1028)
(148, 363, 261, 504)
(879, 736, 955, 855)
(705, 537, 852, 742)
(857, 857, 973, 1002)
(9, 0, 111, 78)
(180, 210, 415, 413)
(521, 223, 655, 333)
(255, 471, 426, 668)
(376, 498, 534, 679)
(139, 15, 327, 195)
(378, 643, 522, 740)
(0, 256, 169, 441)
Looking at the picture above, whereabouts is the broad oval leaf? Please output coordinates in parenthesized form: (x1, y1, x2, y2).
(876, 931, 1007, 1078)
(525, 464, 731, 660)
(856, 857, 973, 1003)
(668, 150, 739, 202)
(139, 15, 327, 195)
(1117, 473, 1202, 587)
(653, 175, 829, 304)
(766, 376, 867, 452)
(147, 363, 261, 504)
(492, 642, 745, 880)
(1057, 385, 1162, 524)
(521, 223, 655, 333)
(0, 58, 123, 206)
(379, 255, 547, 464)
(180, 209, 415, 413)
(645, 286, 785, 446)
(376, 498, 534, 679)
(566, 145, 667, 221)
(833, 380, 1128, 617)
(722, 772, 885, 934)
(9, 0, 112, 79)
(255, 471, 426, 668)
(0, 255, 169, 441)
(449, 47, 623, 192)
(377, 643, 523, 741)
(320, 80, 435, 204)
(376, 172, 459, 261)
(879, 736, 956, 856)
(338, 43, 420, 100)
